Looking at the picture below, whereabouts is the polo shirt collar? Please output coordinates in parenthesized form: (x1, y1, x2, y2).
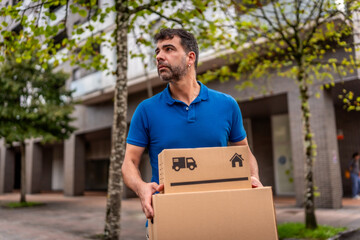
(164, 81, 209, 105)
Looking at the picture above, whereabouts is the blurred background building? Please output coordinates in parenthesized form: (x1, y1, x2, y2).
(1, 0, 360, 209)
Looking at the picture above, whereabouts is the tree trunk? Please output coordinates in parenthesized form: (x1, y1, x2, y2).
(20, 141, 26, 203)
(298, 64, 318, 229)
(104, 0, 129, 239)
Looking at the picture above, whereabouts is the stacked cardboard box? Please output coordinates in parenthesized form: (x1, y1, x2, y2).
(149, 146, 278, 240)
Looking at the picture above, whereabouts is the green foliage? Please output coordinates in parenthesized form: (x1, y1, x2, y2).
(201, 0, 360, 230)
(0, 0, 223, 76)
(87, 233, 107, 240)
(277, 223, 346, 240)
(2, 201, 45, 208)
(126, 0, 222, 66)
(0, 43, 76, 144)
(0, 0, 109, 72)
(201, 0, 358, 96)
(0, 1, 232, 238)
(339, 89, 360, 111)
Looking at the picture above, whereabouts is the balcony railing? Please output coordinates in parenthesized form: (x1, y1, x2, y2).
(71, 71, 102, 97)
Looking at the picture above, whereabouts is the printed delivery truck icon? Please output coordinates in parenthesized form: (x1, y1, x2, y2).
(172, 157, 197, 171)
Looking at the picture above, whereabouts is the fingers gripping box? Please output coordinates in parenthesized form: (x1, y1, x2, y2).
(149, 146, 278, 240)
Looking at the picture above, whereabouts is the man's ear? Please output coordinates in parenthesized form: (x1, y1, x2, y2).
(187, 51, 196, 66)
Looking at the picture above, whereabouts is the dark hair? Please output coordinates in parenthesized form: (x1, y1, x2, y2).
(353, 152, 359, 158)
(154, 28, 199, 70)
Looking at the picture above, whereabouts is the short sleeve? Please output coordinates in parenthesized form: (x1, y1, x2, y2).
(228, 97, 247, 142)
(126, 102, 149, 147)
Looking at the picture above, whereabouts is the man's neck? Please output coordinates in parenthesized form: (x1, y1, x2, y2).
(169, 74, 200, 106)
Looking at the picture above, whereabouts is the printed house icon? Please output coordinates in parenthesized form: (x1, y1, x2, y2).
(230, 153, 244, 167)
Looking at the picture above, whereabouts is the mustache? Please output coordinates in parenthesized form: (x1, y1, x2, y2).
(157, 61, 171, 69)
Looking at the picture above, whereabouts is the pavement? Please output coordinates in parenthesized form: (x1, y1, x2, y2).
(0, 192, 360, 240)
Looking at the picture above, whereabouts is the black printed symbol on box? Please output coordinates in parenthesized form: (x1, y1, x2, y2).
(230, 153, 244, 167)
(172, 157, 197, 171)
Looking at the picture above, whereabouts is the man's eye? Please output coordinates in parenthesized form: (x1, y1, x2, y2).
(166, 48, 172, 51)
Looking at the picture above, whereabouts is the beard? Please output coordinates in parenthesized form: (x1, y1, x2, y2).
(157, 57, 187, 82)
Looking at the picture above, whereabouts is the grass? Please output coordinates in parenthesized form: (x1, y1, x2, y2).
(278, 223, 346, 239)
(87, 233, 106, 239)
(2, 201, 45, 209)
(85, 233, 109, 240)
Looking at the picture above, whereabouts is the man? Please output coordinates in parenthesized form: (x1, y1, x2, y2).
(121, 28, 263, 221)
(349, 152, 360, 199)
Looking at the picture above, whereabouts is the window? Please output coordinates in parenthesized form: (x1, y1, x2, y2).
(12, 23, 22, 35)
(49, 2, 62, 12)
(3, 23, 22, 42)
(53, 30, 68, 51)
(72, 44, 101, 81)
(72, 68, 82, 81)
(72, 65, 98, 81)
(12, 0, 20, 6)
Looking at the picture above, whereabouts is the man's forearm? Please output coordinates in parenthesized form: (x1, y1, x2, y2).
(122, 154, 163, 218)
(122, 159, 145, 196)
(249, 151, 260, 180)
(230, 138, 260, 181)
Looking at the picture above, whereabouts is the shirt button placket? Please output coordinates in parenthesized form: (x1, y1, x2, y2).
(187, 105, 195, 123)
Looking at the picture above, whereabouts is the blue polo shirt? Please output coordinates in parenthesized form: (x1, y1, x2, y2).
(127, 81, 246, 184)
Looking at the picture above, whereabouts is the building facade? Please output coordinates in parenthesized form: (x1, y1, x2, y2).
(1, 0, 360, 208)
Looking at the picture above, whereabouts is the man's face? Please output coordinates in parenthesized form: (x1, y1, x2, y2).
(155, 36, 188, 82)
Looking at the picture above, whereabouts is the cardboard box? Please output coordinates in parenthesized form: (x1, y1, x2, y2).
(149, 187, 278, 240)
(158, 146, 252, 193)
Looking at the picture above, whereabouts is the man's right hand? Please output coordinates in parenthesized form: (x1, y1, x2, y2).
(137, 182, 164, 219)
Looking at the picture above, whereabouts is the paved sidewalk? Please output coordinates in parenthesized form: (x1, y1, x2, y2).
(0, 192, 146, 240)
(0, 192, 360, 240)
(275, 197, 360, 230)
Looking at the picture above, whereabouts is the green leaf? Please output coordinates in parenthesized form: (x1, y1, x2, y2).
(87, 25, 95, 31)
(49, 12, 57, 21)
(70, 5, 79, 14)
(76, 28, 84, 35)
(78, 9, 87, 18)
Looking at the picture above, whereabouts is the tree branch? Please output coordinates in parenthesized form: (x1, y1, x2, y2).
(19, 0, 58, 13)
(147, 8, 184, 27)
(271, 0, 295, 29)
(129, 0, 180, 15)
(295, 0, 302, 26)
(131, 28, 153, 97)
(257, 4, 296, 53)
(303, 0, 338, 49)
(301, 0, 319, 29)
(36, 1, 43, 27)
(64, 0, 69, 27)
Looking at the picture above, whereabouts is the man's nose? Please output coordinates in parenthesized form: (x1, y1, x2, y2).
(156, 51, 164, 62)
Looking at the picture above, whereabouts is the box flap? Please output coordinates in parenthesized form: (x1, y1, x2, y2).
(158, 146, 252, 193)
